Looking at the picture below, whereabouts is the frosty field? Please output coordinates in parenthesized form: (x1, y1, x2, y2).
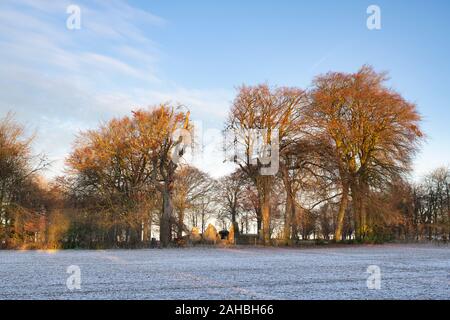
(0, 244, 448, 300)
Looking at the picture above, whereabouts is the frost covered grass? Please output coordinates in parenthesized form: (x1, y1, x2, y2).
(0, 244, 448, 300)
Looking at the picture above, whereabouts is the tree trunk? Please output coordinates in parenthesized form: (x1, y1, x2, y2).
(281, 164, 294, 244)
(262, 196, 270, 244)
(161, 187, 173, 247)
(284, 193, 293, 243)
(201, 212, 205, 234)
(360, 181, 368, 239)
(259, 177, 271, 245)
(351, 181, 361, 240)
(335, 183, 349, 242)
(231, 208, 236, 225)
(351, 179, 368, 241)
(231, 209, 239, 239)
(148, 212, 152, 241)
(177, 208, 184, 239)
(142, 214, 151, 244)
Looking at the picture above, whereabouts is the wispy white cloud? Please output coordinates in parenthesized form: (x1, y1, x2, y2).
(0, 0, 233, 179)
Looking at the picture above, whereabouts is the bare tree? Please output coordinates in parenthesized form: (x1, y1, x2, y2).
(173, 165, 213, 238)
(225, 84, 305, 244)
(215, 170, 246, 235)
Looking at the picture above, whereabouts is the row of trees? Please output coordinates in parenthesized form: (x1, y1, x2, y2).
(225, 66, 424, 244)
(1, 66, 448, 249)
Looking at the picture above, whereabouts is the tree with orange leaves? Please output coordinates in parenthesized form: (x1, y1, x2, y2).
(310, 65, 423, 241)
(67, 104, 192, 247)
(0, 113, 49, 248)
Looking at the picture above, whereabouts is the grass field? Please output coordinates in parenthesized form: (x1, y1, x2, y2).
(0, 244, 448, 300)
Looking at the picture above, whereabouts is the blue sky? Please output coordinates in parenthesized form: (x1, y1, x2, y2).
(0, 0, 449, 180)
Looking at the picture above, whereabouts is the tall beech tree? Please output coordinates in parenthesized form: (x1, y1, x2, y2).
(142, 106, 193, 247)
(310, 66, 423, 240)
(225, 84, 305, 244)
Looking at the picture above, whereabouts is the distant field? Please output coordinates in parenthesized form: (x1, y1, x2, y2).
(0, 244, 448, 300)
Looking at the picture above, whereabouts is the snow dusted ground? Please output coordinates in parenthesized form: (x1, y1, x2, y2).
(0, 244, 448, 300)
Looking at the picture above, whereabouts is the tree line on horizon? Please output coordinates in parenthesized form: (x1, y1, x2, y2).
(1, 66, 449, 249)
